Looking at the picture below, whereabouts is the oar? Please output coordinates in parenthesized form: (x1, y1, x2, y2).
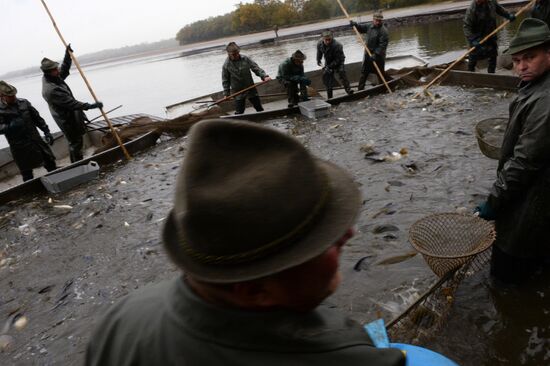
(335, 0, 392, 94)
(413, 0, 536, 99)
(40, 0, 131, 160)
(196, 79, 271, 110)
(87, 104, 123, 124)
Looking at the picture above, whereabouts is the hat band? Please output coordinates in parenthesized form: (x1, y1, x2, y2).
(179, 171, 331, 265)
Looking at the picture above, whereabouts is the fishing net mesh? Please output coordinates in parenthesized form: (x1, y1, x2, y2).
(386, 213, 495, 344)
(408, 213, 495, 277)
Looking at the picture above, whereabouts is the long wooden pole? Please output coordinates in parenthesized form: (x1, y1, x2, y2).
(40, 0, 131, 160)
(335, 0, 392, 94)
(202, 79, 271, 109)
(413, 0, 536, 99)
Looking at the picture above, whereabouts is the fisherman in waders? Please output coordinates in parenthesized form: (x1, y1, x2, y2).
(350, 11, 389, 90)
(475, 18, 550, 283)
(277, 50, 310, 108)
(316, 30, 353, 99)
(0, 81, 57, 182)
(463, 0, 516, 73)
(222, 42, 272, 115)
(41, 45, 103, 163)
(86, 119, 406, 366)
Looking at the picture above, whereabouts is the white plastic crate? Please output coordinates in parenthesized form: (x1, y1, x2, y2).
(41, 161, 100, 194)
(298, 99, 331, 119)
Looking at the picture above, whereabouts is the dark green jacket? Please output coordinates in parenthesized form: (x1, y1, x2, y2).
(222, 55, 268, 100)
(41, 50, 90, 141)
(0, 99, 55, 171)
(488, 71, 550, 258)
(354, 23, 389, 59)
(277, 57, 305, 82)
(463, 0, 511, 43)
(316, 39, 346, 69)
(530, 0, 550, 26)
(86, 276, 405, 366)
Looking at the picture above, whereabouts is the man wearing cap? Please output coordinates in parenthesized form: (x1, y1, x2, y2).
(530, 0, 550, 26)
(41, 45, 103, 163)
(316, 31, 354, 99)
(0, 81, 57, 181)
(85, 119, 406, 366)
(350, 12, 389, 90)
(463, 0, 516, 73)
(475, 18, 550, 283)
(222, 42, 272, 115)
(277, 50, 311, 108)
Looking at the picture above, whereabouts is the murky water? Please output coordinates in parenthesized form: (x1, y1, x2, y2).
(1, 17, 520, 148)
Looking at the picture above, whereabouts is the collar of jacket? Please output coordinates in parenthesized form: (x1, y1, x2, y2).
(168, 276, 374, 353)
(518, 70, 550, 97)
(44, 73, 64, 85)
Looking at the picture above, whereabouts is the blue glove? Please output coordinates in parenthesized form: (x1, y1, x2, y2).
(299, 76, 311, 86)
(350, 20, 358, 28)
(369, 55, 377, 62)
(507, 13, 516, 21)
(474, 201, 496, 220)
(471, 39, 481, 49)
(44, 132, 54, 146)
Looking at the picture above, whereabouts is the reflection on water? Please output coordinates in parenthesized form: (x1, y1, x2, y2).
(2, 17, 520, 150)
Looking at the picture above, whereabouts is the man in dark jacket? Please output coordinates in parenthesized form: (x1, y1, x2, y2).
(316, 31, 353, 98)
(0, 81, 57, 181)
(222, 42, 272, 115)
(531, 0, 550, 26)
(463, 0, 516, 73)
(86, 119, 406, 366)
(41, 45, 102, 163)
(350, 12, 389, 90)
(475, 19, 550, 283)
(277, 50, 310, 107)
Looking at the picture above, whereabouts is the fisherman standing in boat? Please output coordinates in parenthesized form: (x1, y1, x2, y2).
(463, 0, 516, 73)
(0, 81, 57, 182)
(475, 18, 550, 283)
(316, 30, 354, 99)
(86, 119, 406, 366)
(530, 0, 550, 26)
(41, 45, 103, 163)
(277, 50, 311, 107)
(350, 11, 389, 90)
(222, 42, 272, 115)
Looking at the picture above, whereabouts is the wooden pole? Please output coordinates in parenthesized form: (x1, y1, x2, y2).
(335, 0, 392, 94)
(40, 0, 131, 160)
(413, 0, 536, 99)
(201, 79, 271, 109)
(87, 104, 123, 124)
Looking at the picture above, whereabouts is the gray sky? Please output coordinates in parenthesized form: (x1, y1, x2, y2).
(1, 0, 252, 73)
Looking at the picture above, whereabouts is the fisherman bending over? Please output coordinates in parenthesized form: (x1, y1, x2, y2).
(277, 50, 310, 107)
(86, 119, 406, 366)
(41, 45, 103, 163)
(316, 31, 353, 99)
(0, 81, 57, 182)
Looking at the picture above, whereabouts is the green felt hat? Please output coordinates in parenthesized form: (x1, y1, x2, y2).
(504, 18, 550, 55)
(0, 80, 17, 96)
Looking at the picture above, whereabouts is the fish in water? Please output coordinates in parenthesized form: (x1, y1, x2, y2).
(376, 251, 417, 265)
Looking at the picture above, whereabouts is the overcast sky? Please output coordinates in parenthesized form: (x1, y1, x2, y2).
(1, 0, 252, 73)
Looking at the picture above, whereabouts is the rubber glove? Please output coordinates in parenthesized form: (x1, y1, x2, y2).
(44, 132, 54, 146)
(89, 102, 103, 110)
(474, 201, 496, 220)
(350, 20, 358, 28)
(507, 13, 516, 21)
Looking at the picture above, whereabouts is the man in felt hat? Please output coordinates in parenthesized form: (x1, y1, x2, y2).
(463, 0, 516, 73)
(316, 30, 354, 99)
(276, 50, 311, 107)
(86, 119, 406, 366)
(41, 45, 103, 163)
(475, 18, 550, 283)
(350, 11, 389, 90)
(222, 42, 272, 115)
(530, 0, 550, 26)
(0, 80, 57, 181)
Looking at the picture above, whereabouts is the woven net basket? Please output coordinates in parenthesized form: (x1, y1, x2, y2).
(409, 213, 496, 277)
(474, 117, 507, 160)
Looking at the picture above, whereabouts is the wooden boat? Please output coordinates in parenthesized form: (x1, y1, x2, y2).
(165, 54, 428, 120)
(0, 113, 163, 205)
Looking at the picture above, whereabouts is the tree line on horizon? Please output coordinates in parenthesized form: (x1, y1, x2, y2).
(175, 0, 446, 45)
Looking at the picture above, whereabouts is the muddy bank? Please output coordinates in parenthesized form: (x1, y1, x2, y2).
(1, 83, 547, 365)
